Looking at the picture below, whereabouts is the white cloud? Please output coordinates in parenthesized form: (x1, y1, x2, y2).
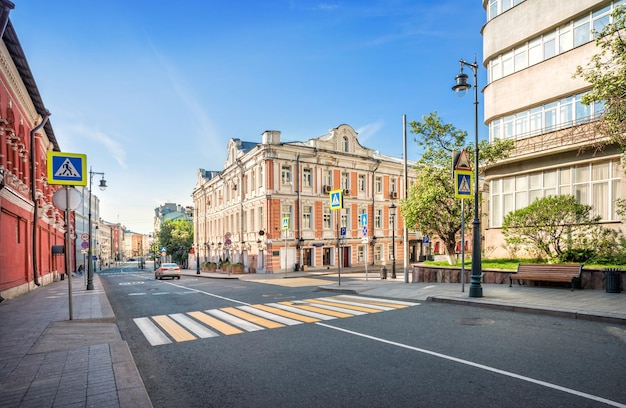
(356, 120, 384, 143)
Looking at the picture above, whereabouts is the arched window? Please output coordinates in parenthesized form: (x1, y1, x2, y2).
(343, 136, 349, 152)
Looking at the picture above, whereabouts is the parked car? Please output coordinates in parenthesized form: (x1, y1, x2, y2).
(155, 262, 181, 280)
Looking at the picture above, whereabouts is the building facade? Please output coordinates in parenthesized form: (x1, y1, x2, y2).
(0, 6, 73, 300)
(192, 125, 418, 274)
(482, 0, 625, 257)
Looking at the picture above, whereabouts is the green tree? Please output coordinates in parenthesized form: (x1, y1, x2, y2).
(401, 112, 513, 263)
(157, 219, 193, 266)
(501, 195, 600, 261)
(574, 6, 626, 146)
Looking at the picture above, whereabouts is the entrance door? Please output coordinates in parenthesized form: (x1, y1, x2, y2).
(303, 248, 312, 267)
(342, 247, 350, 267)
(323, 248, 331, 265)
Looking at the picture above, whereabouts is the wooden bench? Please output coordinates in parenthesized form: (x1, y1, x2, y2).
(509, 264, 583, 291)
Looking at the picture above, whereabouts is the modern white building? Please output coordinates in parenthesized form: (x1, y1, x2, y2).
(482, 0, 625, 257)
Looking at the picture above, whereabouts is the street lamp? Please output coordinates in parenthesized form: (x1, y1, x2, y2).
(196, 243, 201, 274)
(87, 168, 106, 290)
(452, 57, 482, 298)
(390, 203, 397, 279)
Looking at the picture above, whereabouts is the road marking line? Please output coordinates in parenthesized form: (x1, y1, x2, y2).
(221, 307, 285, 329)
(251, 304, 321, 323)
(281, 301, 353, 318)
(317, 297, 393, 311)
(268, 302, 336, 321)
(133, 317, 171, 346)
(238, 306, 303, 326)
(164, 281, 250, 305)
(296, 300, 367, 315)
(308, 298, 382, 313)
(187, 311, 244, 335)
(334, 294, 420, 307)
(170, 313, 219, 338)
(152, 315, 196, 342)
(207, 309, 265, 332)
(316, 323, 626, 408)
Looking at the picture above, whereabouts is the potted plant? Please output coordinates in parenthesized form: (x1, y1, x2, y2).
(230, 262, 244, 274)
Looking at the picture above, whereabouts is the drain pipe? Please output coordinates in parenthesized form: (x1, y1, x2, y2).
(30, 111, 51, 286)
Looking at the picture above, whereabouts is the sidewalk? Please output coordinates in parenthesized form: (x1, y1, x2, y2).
(0, 274, 152, 408)
(1, 268, 623, 408)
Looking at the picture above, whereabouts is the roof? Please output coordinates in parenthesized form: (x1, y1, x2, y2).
(3, 19, 58, 150)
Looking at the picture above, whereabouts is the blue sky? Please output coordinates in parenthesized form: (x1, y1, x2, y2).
(11, 1, 486, 234)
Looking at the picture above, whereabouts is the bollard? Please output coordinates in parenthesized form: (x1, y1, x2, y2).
(380, 266, 387, 280)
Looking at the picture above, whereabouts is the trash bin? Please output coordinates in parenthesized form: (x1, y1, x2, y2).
(380, 266, 387, 280)
(605, 268, 622, 293)
(294, 263, 300, 272)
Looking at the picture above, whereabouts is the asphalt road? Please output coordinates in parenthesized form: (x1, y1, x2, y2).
(98, 264, 626, 408)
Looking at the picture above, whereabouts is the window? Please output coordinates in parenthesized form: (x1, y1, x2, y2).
(303, 168, 312, 187)
(357, 245, 365, 263)
(341, 209, 349, 228)
(259, 166, 264, 188)
(281, 165, 291, 185)
(390, 178, 397, 192)
(343, 136, 350, 152)
(558, 23, 573, 53)
(250, 169, 255, 191)
(374, 209, 382, 229)
(374, 245, 382, 262)
(325, 170, 333, 187)
(543, 32, 556, 59)
(323, 207, 332, 229)
(341, 172, 349, 190)
(281, 205, 292, 227)
(303, 206, 312, 229)
(375, 176, 382, 193)
(358, 174, 366, 192)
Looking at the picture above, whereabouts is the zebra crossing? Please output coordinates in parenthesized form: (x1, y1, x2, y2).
(133, 295, 420, 346)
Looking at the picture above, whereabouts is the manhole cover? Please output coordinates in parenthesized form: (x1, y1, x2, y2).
(459, 317, 495, 326)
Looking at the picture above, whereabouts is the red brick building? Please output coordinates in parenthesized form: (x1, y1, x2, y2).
(0, 3, 68, 301)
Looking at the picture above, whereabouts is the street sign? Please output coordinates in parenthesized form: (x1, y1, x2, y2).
(361, 237, 369, 244)
(362, 226, 368, 236)
(282, 217, 289, 230)
(453, 149, 472, 170)
(46, 152, 87, 186)
(360, 213, 368, 227)
(330, 190, 343, 210)
(340, 227, 346, 236)
(81, 241, 89, 249)
(454, 170, 473, 199)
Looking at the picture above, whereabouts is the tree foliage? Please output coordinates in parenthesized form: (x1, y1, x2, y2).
(157, 219, 193, 266)
(401, 112, 513, 262)
(574, 6, 626, 146)
(501, 195, 600, 260)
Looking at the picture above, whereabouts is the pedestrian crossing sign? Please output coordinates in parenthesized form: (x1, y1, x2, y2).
(330, 189, 343, 210)
(282, 217, 290, 230)
(47, 152, 87, 186)
(454, 170, 473, 199)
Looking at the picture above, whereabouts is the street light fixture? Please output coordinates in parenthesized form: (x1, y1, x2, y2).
(389, 203, 397, 279)
(87, 168, 106, 290)
(452, 57, 483, 298)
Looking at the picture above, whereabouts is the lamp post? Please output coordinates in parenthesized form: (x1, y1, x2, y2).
(452, 56, 483, 298)
(196, 243, 201, 274)
(87, 169, 106, 290)
(390, 203, 397, 279)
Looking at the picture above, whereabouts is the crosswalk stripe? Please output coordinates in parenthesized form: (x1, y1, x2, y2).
(152, 315, 196, 342)
(187, 311, 244, 335)
(207, 309, 265, 332)
(220, 307, 285, 329)
(268, 302, 336, 321)
(335, 295, 420, 307)
(306, 298, 381, 314)
(280, 301, 354, 318)
(251, 304, 321, 323)
(317, 297, 394, 311)
(134, 295, 421, 346)
(238, 306, 303, 326)
(134, 317, 172, 346)
(170, 313, 219, 338)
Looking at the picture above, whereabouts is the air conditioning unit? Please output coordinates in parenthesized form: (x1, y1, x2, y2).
(343, 189, 350, 195)
(323, 185, 332, 194)
(390, 191, 398, 199)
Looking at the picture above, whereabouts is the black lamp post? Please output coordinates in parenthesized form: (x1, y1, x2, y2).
(452, 57, 483, 298)
(87, 169, 106, 290)
(390, 203, 396, 279)
(196, 243, 201, 274)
